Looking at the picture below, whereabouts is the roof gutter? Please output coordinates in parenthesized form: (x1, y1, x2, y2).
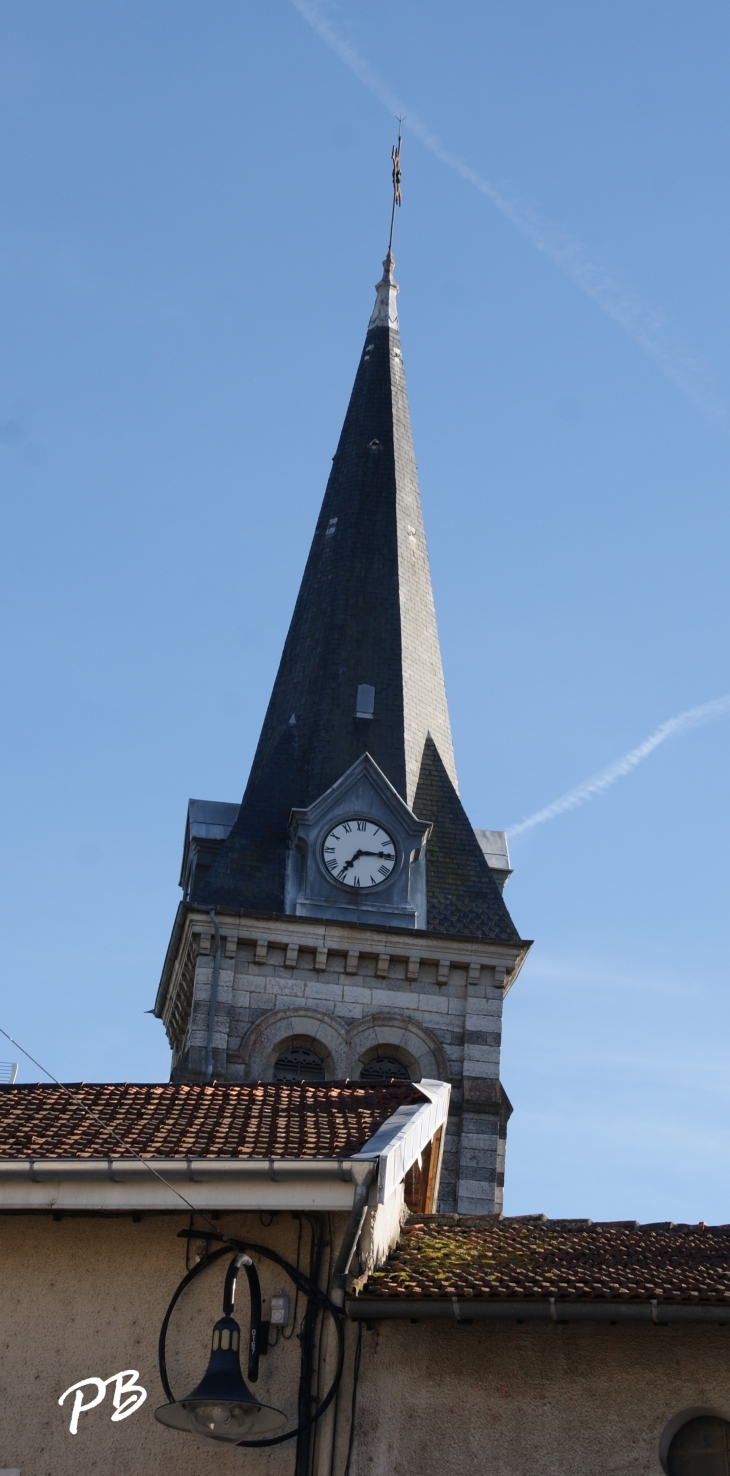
(0, 1156, 377, 1213)
(346, 1297, 730, 1326)
(0, 1158, 374, 1185)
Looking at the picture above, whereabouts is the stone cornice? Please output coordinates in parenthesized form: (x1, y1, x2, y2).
(155, 903, 530, 1040)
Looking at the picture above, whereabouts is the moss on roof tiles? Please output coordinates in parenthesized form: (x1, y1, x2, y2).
(357, 1214, 730, 1306)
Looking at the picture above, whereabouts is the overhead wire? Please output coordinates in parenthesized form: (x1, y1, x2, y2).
(0, 1023, 241, 1249)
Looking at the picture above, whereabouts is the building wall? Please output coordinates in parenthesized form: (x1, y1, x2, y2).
(0, 1211, 346, 1476)
(339, 1317, 730, 1476)
(3, 1213, 727, 1476)
(162, 911, 523, 1213)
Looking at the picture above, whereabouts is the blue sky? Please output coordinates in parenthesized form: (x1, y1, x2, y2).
(1, 0, 729, 1223)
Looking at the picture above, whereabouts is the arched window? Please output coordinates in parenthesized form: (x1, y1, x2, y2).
(273, 1042, 327, 1083)
(359, 1053, 411, 1083)
(667, 1416, 730, 1475)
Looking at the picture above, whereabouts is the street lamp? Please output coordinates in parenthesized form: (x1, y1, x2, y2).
(155, 1253, 286, 1444)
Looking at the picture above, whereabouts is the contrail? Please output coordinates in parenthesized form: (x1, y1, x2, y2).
(290, 0, 728, 430)
(507, 695, 730, 838)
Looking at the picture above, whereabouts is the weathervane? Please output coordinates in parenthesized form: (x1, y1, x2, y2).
(388, 120, 403, 254)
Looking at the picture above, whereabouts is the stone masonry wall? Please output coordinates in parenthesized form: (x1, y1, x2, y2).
(163, 912, 526, 1214)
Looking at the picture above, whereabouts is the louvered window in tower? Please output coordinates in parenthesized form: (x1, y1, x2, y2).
(359, 1055, 411, 1082)
(273, 1045, 326, 1083)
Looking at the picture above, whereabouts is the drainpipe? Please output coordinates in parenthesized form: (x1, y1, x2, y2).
(204, 910, 221, 1083)
(330, 1164, 378, 1307)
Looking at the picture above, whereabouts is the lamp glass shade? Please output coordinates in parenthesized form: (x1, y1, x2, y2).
(154, 1315, 287, 1444)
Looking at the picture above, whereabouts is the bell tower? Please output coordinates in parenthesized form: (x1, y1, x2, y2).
(154, 222, 530, 1214)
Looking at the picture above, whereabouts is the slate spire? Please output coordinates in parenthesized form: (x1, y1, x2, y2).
(248, 248, 457, 813)
(197, 251, 518, 945)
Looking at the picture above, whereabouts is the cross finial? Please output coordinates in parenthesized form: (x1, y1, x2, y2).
(388, 120, 403, 255)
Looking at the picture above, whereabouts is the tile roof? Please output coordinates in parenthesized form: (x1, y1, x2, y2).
(358, 1214, 730, 1306)
(0, 1080, 422, 1161)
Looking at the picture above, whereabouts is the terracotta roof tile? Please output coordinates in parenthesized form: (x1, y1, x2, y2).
(358, 1214, 730, 1306)
(0, 1080, 422, 1160)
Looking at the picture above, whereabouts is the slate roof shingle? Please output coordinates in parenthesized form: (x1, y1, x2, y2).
(193, 295, 521, 944)
(358, 1214, 730, 1305)
(414, 736, 522, 943)
(198, 316, 443, 915)
(0, 1080, 423, 1161)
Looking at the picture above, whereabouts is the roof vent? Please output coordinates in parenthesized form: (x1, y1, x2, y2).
(368, 439, 382, 452)
(326, 518, 338, 537)
(356, 684, 375, 720)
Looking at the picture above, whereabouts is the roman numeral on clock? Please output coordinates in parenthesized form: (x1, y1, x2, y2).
(378, 864, 389, 876)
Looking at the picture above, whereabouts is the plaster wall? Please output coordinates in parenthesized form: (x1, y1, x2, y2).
(339, 1316, 730, 1476)
(1, 1215, 723, 1476)
(0, 1212, 347, 1476)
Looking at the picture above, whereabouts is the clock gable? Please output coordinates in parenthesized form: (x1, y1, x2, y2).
(286, 753, 431, 928)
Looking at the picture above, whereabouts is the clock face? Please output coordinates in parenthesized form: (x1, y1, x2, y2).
(322, 819, 397, 889)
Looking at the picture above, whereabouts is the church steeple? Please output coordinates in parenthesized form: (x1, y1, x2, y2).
(158, 184, 528, 1217)
(248, 246, 456, 809)
(195, 244, 518, 945)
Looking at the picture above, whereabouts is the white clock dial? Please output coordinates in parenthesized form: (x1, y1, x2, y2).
(322, 819, 397, 889)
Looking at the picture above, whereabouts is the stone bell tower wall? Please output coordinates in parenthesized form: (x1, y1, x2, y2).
(158, 907, 527, 1214)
